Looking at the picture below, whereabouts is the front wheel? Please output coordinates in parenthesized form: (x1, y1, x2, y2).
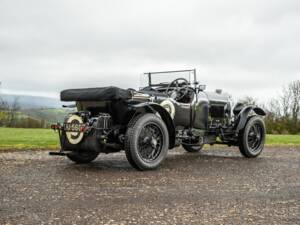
(67, 151, 99, 164)
(238, 116, 266, 158)
(125, 114, 169, 171)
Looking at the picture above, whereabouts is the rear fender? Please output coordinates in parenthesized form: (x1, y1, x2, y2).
(131, 102, 176, 149)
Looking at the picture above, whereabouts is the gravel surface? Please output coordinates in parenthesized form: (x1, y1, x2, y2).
(0, 147, 299, 225)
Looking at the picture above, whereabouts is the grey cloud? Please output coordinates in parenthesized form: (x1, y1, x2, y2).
(0, 0, 299, 103)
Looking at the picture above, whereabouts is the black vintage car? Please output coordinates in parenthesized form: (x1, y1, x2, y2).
(50, 69, 266, 170)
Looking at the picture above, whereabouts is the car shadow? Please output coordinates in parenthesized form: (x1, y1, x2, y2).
(58, 149, 265, 174)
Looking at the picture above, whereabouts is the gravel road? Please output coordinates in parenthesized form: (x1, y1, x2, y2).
(0, 147, 299, 225)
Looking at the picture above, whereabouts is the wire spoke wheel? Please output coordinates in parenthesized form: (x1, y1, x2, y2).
(239, 116, 266, 158)
(125, 114, 169, 170)
(138, 123, 163, 162)
(247, 123, 263, 152)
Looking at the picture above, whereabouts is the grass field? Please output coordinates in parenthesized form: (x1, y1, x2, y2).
(0, 128, 59, 149)
(0, 128, 299, 150)
(266, 134, 300, 146)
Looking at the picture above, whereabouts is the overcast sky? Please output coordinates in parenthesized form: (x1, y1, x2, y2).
(0, 0, 299, 103)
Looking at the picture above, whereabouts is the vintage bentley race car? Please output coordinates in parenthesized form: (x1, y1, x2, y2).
(50, 69, 266, 170)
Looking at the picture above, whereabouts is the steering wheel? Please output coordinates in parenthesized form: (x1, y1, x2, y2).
(165, 78, 190, 101)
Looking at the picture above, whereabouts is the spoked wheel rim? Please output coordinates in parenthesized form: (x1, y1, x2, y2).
(247, 122, 264, 153)
(138, 122, 164, 163)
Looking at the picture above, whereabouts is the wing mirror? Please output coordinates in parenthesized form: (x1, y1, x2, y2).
(198, 84, 206, 91)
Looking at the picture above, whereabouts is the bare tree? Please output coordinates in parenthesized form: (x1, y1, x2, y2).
(0, 97, 7, 109)
(0, 83, 10, 126)
(267, 98, 282, 118)
(0, 101, 9, 126)
(280, 80, 300, 121)
(280, 85, 292, 118)
(7, 97, 20, 127)
(289, 80, 300, 123)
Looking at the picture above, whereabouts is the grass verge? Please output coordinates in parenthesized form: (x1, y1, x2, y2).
(266, 134, 300, 146)
(0, 128, 59, 150)
(0, 128, 299, 151)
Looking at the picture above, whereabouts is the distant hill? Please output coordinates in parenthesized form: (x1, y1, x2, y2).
(1, 94, 63, 109)
(0, 94, 74, 126)
(21, 108, 74, 124)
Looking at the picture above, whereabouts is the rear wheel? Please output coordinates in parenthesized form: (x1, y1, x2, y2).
(182, 144, 204, 153)
(67, 151, 99, 164)
(238, 116, 266, 158)
(125, 114, 169, 170)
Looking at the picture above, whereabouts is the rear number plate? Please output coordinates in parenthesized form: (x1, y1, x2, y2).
(64, 123, 83, 132)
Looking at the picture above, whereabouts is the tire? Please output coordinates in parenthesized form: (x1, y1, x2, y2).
(67, 151, 99, 164)
(125, 113, 169, 170)
(182, 144, 204, 153)
(124, 114, 143, 170)
(238, 116, 266, 158)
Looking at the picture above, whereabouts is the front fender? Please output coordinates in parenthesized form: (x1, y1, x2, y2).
(234, 105, 266, 133)
(253, 107, 266, 116)
(131, 102, 176, 149)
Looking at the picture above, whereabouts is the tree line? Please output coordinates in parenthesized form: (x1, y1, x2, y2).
(0, 97, 48, 128)
(239, 80, 300, 134)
